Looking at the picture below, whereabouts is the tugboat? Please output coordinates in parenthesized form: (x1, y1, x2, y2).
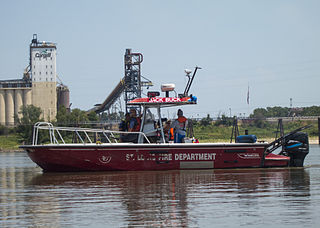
(20, 68, 309, 172)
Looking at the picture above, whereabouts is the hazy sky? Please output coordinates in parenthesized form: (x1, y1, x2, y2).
(1, 0, 319, 118)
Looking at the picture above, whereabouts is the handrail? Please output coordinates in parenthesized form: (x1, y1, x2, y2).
(32, 122, 151, 145)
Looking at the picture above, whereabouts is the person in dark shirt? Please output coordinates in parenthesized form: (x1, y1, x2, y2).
(119, 113, 130, 131)
(127, 108, 140, 143)
(119, 113, 130, 142)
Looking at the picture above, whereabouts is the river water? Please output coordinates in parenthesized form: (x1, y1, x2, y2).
(1, 146, 320, 228)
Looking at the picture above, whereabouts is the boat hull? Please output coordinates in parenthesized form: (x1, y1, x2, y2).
(21, 143, 290, 172)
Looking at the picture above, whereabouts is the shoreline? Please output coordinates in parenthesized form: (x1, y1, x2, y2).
(309, 139, 319, 144)
(0, 149, 23, 152)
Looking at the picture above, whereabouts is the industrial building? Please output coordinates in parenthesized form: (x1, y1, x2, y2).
(0, 34, 69, 126)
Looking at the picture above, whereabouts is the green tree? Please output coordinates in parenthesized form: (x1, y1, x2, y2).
(56, 106, 70, 126)
(214, 114, 233, 126)
(56, 107, 99, 127)
(251, 107, 290, 118)
(302, 106, 320, 116)
(87, 111, 99, 122)
(266, 106, 290, 117)
(15, 105, 44, 144)
(0, 125, 9, 135)
(250, 108, 267, 118)
(100, 112, 124, 121)
(200, 114, 212, 126)
(69, 108, 89, 126)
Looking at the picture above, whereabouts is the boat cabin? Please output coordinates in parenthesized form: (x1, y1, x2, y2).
(127, 89, 197, 144)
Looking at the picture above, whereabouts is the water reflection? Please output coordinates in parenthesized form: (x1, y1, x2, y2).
(0, 151, 314, 227)
(28, 168, 311, 227)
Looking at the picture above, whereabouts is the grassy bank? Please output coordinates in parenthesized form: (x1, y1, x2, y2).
(0, 134, 21, 151)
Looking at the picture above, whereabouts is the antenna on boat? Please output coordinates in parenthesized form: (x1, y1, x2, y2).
(183, 66, 201, 96)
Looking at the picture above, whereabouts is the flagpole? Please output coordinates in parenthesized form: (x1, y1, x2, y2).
(247, 83, 250, 118)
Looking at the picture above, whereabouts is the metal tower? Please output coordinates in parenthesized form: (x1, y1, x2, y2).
(123, 49, 153, 113)
(124, 49, 142, 109)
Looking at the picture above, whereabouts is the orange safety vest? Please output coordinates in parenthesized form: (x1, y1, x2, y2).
(133, 117, 141, 132)
(177, 116, 187, 130)
(169, 128, 174, 140)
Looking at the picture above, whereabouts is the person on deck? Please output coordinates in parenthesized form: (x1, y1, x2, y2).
(171, 109, 188, 143)
(127, 108, 140, 142)
(119, 113, 130, 142)
(128, 109, 140, 131)
(163, 120, 173, 142)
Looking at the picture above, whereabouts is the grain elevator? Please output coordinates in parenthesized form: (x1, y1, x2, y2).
(0, 34, 69, 126)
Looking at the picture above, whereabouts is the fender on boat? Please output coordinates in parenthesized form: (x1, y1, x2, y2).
(236, 135, 257, 143)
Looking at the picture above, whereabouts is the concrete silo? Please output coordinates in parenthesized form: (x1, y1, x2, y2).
(23, 89, 32, 106)
(57, 85, 70, 111)
(14, 89, 23, 119)
(5, 90, 14, 126)
(0, 90, 5, 125)
(0, 80, 32, 126)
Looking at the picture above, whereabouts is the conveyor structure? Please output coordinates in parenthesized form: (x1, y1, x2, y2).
(90, 49, 152, 114)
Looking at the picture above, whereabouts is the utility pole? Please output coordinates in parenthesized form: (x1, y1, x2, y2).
(318, 117, 320, 145)
(230, 117, 239, 143)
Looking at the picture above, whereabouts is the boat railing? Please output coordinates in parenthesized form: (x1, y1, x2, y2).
(32, 122, 151, 145)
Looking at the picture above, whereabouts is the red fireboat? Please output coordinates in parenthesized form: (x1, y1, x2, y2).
(20, 68, 309, 172)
